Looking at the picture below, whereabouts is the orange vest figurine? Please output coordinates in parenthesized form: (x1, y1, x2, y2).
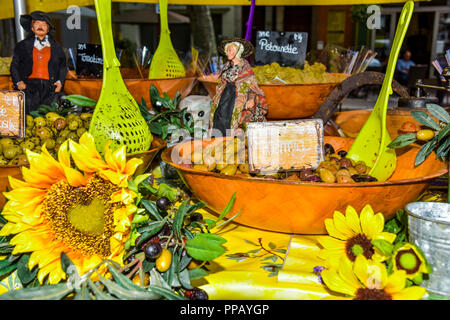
(10, 11, 67, 114)
(29, 46, 51, 80)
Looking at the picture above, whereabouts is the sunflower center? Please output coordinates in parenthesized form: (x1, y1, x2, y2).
(42, 174, 120, 257)
(345, 234, 374, 261)
(354, 288, 392, 300)
(395, 249, 421, 274)
(67, 198, 105, 236)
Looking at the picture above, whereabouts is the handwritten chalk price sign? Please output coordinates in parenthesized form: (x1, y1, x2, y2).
(255, 31, 308, 67)
(0, 90, 25, 138)
(76, 43, 103, 78)
(246, 119, 324, 174)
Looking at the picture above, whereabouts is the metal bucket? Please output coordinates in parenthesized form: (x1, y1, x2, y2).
(406, 202, 450, 297)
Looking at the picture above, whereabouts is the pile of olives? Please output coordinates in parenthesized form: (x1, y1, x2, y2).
(0, 111, 92, 166)
(188, 138, 377, 183)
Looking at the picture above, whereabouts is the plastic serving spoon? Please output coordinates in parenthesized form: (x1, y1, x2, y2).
(89, 0, 152, 155)
(346, 0, 414, 182)
(149, 0, 186, 79)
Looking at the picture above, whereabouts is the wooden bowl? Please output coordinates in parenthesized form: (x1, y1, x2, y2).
(162, 136, 447, 234)
(126, 136, 166, 176)
(64, 70, 196, 109)
(329, 109, 441, 139)
(199, 74, 345, 120)
(0, 136, 166, 209)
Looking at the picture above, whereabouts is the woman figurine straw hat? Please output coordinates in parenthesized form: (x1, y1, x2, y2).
(209, 38, 268, 137)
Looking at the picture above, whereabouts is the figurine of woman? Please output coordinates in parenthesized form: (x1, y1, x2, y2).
(209, 38, 268, 136)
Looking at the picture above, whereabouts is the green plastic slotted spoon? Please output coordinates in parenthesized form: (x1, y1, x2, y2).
(346, 0, 414, 182)
(89, 0, 152, 155)
(148, 0, 186, 79)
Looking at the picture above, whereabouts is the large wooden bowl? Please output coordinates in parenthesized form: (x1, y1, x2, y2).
(199, 75, 345, 120)
(162, 136, 447, 234)
(0, 136, 166, 209)
(65, 69, 196, 109)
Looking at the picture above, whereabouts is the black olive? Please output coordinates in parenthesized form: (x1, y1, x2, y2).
(144, 242, 162, 260)
(184, 288, 209, 300)
(337, 150, 348, 158)
(198, 110, 205, 118)
(157, 223, 170, 237)
(190, 212, 203, 222)
(156, 196, 170, 211)
(351, 174, 364, 182)
(324, 143, 335, 155)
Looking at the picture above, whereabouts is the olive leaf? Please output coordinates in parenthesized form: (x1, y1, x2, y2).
(426, 103, 450, 124)
(387, 132, 417, 149)
(187, 267, 209, 281)
(65, 94, 97, 107)
(206, 192, 236, 231)
(0, 282, 73, 300)
(16, 254, 38, 286)
(140, 199, 163, 221)
(411, 111, 441, 131)
(437, 123, 450, 142)
(415, 137, 438, 166)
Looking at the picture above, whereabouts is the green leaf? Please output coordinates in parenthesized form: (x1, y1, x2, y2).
(178, 268, 193, 289)
(415, 138, 437, 166)
(0, 257, 18, 278)
(371, 239, 394, 255)
(173, 200, 188, 241)
(207, 193, 236, 231)
(65, 94, 97, 107)
(387, 132, 417, 149)
(436, 138, 450, 160)
(187, 267, 209, 280)
(140, 199, 163, 221)
(87, 278, 117, 300)
(136, 222, 164, 247)
(98, 274, 159, 300)
(16, 255, 38, 285)
(426, 103, 450, 124)
(0, 283, 73, 300)
(438, 124, 450, 142)
(156, 183, 178, 202)
(185, 233, 227, 261)
(411, 111, 441, 131)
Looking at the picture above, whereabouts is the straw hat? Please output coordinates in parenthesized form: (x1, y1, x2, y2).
(218, 38, 254, 59)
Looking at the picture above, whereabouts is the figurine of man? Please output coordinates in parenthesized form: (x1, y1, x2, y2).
(10, 11, 67, 114)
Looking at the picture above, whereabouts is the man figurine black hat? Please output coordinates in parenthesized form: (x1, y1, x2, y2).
(10, 11, 67, 114)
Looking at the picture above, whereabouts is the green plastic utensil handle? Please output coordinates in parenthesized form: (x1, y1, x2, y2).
(94, 0, 120, 69)
(380, 0, 414, 98)
(159, 0, 169, 35)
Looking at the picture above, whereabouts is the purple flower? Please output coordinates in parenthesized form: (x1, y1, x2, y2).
(313, 266, 326, 284)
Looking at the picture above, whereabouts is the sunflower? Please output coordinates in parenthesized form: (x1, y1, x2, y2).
(317, 205, 397, 268)
(0, 133, 142, 284)
(391, 243, 431, 282)
(321, 255, 427, 300)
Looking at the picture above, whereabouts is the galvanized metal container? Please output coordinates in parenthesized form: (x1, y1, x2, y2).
(406, 202, 450, 297)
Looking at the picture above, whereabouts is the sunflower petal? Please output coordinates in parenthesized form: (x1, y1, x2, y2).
(333, 211, 355, 239)
(321, 268, 356, 297)
(345, 206, 362, 234)
(390, 285, 427, 300)
(384, 270, 407, 294)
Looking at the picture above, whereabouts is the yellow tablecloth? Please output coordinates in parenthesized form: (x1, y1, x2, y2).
(194, 209, 334, 300)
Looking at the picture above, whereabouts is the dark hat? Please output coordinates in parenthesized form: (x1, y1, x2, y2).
(20, 11, 55, 33)
(218, 38, 254, 58)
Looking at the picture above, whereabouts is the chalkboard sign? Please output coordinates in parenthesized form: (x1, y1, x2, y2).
(255, 31, 308, 67)
(76, 43, 103, 78)
(0, 90, 25, 138)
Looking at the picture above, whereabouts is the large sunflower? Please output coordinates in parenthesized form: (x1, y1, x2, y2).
(321, 255, 426, 300)
(0, 133, 142, 284)
(317, 205, 397, 268)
